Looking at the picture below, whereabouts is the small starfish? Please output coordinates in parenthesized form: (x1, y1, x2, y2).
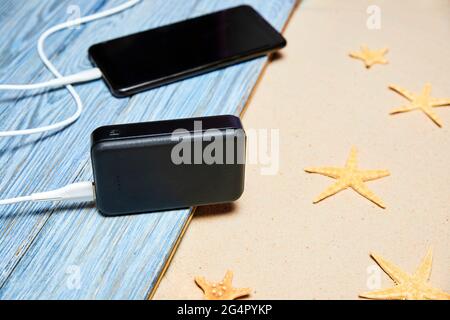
(360, 248, 450, 300)
(195, 270, 251, 300)
(349, 45, 388, 68)
(305, 147, 390, 208)
(389, 83, 450, 127)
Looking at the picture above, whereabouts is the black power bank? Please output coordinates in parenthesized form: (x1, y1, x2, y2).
(88, 5, 286, 97)
(91, 115, 246, 216)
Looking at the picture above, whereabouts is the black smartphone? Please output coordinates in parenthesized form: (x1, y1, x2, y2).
(88, 5, 286, 97)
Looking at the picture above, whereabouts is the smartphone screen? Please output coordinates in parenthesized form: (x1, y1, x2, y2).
(88, 5, 286, 97)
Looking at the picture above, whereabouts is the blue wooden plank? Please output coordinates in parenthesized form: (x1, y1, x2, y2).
(0, 0, 115, 287)
(0, 0, 296, 299)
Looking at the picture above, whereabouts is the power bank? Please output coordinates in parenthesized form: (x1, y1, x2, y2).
(91, 115, 246, 216)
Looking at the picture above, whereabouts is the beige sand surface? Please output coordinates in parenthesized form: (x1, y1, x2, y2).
(153, 0, 450, 299)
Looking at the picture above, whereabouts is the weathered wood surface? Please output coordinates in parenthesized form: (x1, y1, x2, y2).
(0, 0, 296, 299)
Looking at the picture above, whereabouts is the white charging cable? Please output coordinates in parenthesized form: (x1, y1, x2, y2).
(0, 68, 102, 91)
(0, 182, 95, 205)
(0, 0, 141, 137)
(0, 0, 142, 206)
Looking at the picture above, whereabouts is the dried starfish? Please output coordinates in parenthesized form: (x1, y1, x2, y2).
(389, 83, 450, 127)
(305, 147, 390, 208)
(195, 270, 251, 300)
(360, 248, 450, 300)
(349, 45, 388, 68)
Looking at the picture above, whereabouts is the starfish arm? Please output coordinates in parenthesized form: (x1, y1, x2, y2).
(431, 98, 450, 107)
(390, 105, 415, 114)
(422, 107, 443, 127)
(351, 181, 386, 208)
(345, 147, 358, 169)
(230, 287, 252, 299)
(374, 49, 389, 64)
(361, 169, 390, 182)
(370, 252, 411, 284)
(349, 51, 364, 60)
(422, 83, 432, 97)
(304, 167, 345, 179)
(313, 180, 348, 203)
(349, 51, 371, 67)
(389, 85, 415, 101)
(424, 286, 450, 300)
(413, 247, 433, 281)
(223, 270, 234, 286)
(359, 285, 407, 300)
(195, 276, 211, 291)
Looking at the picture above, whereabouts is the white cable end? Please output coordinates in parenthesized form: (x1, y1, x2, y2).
(0, 182, 95, 205)
(0, 68, 102, 91)
(60, 68, 103, 85)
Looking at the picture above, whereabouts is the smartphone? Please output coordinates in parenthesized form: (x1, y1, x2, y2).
(88, 5, 286, 97)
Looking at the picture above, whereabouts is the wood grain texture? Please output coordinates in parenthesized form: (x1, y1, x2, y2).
(0, 0, 295, 299)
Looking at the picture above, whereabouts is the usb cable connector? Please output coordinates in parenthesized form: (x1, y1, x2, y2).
(0, 68, 102, 91)
(0, 181, 95, 205)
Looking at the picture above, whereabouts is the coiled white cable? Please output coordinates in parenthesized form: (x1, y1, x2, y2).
(0, 0, 142, 206)
(0, 0, 141, 137)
